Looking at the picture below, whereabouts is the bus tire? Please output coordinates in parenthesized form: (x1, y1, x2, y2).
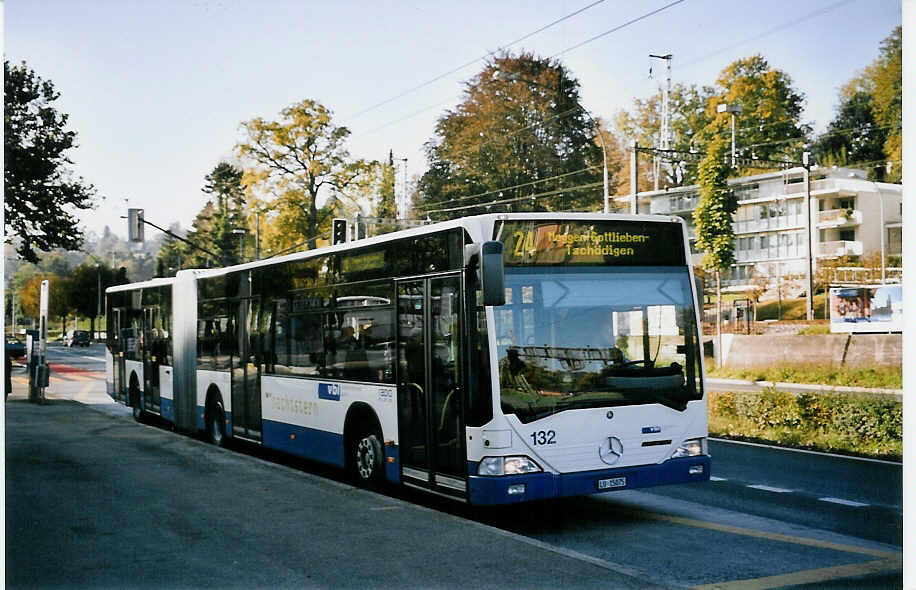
(351, 426, 385, 487)
(206, 397, 226, 447)
(129, 375, 144, 422)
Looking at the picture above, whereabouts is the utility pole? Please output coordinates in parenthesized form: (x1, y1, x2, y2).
(803, 152, 815, 321)
(630, 140, 639, 214)
(649, 53, 672, 191)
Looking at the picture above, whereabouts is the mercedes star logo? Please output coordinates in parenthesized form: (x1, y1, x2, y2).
(598, 436, 624, 465)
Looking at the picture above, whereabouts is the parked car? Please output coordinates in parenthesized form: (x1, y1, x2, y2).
(5, 337, 26, 359)
(65, 330, 90, 347)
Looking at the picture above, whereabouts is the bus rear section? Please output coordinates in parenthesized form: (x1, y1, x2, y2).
(466, 217, 709, 504)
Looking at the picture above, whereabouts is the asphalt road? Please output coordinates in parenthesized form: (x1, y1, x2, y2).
(5, 344, 903, 589)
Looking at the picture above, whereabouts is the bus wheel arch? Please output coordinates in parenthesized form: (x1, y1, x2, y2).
(129, 372, 143, 422)
(344, 403, 385, 486)
(204, 385, 226, 447)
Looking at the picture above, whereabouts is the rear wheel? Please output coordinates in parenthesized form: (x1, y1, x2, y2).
(206, 398, 226, 447)
(352, 427, 385, 486)
(129, 377, 144, 422)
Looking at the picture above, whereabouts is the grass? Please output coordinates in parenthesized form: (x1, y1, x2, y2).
(708, 411, 902, 461)
(754, 293, 828, 320)
(706, 363, 902, 389)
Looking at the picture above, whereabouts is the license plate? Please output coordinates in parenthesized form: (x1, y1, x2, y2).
(598, 477, 627, 490)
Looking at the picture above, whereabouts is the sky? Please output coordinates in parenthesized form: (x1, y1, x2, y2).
(4, 0, 903, 241)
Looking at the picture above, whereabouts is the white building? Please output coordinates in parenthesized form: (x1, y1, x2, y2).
(616, 167, 903, 291)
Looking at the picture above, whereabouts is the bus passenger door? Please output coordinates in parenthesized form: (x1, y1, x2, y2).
(230, 298, 262, 441)
(397, 276, 465, 498)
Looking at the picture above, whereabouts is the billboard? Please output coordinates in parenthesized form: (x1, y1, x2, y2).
(829, 284, 902, 333)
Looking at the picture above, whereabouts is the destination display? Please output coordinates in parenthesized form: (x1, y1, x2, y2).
(496, 220, 686, 266)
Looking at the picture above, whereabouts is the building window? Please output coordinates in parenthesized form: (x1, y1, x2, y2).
(839, 229, 855, 242)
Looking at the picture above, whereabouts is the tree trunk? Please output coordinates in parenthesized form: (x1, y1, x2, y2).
(715, 270, 723, 368)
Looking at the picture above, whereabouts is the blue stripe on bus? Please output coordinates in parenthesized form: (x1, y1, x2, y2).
(384, 445, 400, 484)
(262, 420, 346, 468)
(466, 455, 711, 505)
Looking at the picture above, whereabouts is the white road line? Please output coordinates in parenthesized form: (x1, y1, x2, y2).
(709, 476, 728, 482)
(747, 484, 794, 493)
(819, 497, 869, 508)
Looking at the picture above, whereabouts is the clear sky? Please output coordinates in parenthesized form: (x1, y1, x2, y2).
(4, 0, 902, 240)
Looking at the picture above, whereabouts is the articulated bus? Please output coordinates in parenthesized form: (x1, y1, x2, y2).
(106, 213, 709, 505)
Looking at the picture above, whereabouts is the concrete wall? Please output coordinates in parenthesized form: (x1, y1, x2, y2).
(719, 333, 902, 368)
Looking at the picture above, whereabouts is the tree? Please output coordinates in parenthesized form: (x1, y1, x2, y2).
(65, 263, 119, 337)
(820, 26, 901, 181)
(19, 273, 71, 335)
(814, 89, 886, 176)
(702, 55, 811, 169)
(417, 53, 609, 219)
(693, 138, 736, 367)
(201, 162, 246, 266)
(4, 61, 97, 263)
(375, 151, 398, 220)
(236, 99, 372, 251)
(614, 83, 715, 188)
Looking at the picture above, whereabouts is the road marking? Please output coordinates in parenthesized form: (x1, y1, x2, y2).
(819, 497, 869, 508)
(627, 508, 899, 559)
(710, 437, 902, 466)
(692, 557, 902, 590)
(709, 476, 728, 482)
(746, 484, 793, 493)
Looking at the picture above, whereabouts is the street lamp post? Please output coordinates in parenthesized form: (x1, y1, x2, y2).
(717, 103, 743, 168)
(492, 70, 610, 213)
(231, 228, 246, 262)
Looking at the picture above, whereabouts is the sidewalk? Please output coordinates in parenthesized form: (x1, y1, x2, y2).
(706, 377, 902, 397)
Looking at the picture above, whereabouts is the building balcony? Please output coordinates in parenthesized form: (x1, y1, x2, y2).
(816, 208, 862, 228)
(817, 240, 863, 258)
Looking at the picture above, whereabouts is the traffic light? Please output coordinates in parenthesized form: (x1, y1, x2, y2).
(128, 208, 145, 243)
(332, 218, 348, 245)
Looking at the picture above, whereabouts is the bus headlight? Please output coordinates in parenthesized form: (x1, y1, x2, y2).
(671, 438, 706, 459)
(477, 456, 543, 476)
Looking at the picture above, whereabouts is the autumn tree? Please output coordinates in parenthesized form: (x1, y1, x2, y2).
(614, 83, 715, 188)
(236, 99, 373, 251)
(702, 55, 811, 169)
(4, 61, 96, 262)
(418, 53, 611, 219)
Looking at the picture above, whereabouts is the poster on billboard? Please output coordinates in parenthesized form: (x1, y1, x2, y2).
(829, 284, 902, 333)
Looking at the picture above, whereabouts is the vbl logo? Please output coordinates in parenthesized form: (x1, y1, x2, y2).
(318, 383, 341, 401)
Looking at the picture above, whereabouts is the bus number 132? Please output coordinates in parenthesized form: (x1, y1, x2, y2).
(530, 430, 556, 446)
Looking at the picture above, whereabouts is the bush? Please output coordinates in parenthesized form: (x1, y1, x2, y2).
(707, 390, 902, 460)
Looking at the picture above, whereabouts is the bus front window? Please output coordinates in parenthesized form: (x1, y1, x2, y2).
(495, 266, 702, 423)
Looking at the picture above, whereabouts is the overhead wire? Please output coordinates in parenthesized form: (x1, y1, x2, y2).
(348, 0, 609, 120)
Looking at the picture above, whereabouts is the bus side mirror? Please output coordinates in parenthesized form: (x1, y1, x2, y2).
(465, 241, 505, 307)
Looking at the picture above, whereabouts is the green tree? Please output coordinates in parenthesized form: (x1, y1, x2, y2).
(418, 53, 609, 219)
(236, 99, 372, 250)
(65, 263, 118, 337)
(202, 162, 246, 266)
(376, 150, 398, 220)
(4, 61, 97, 262)
(814, 89, 887, 177)
(693, 138, 736, 366)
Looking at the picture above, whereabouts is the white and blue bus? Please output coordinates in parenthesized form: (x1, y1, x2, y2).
(106, 213, 709, 504)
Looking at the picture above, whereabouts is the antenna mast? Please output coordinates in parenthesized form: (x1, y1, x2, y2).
(649, 53, 672, 190)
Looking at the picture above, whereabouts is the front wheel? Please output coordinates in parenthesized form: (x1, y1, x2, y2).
(353, 430, 385, 486)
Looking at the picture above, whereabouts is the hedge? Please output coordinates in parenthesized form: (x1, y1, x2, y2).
(708, 390, 902, 460)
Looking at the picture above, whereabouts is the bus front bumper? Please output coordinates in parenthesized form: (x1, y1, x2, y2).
(466, 455, 710, 505)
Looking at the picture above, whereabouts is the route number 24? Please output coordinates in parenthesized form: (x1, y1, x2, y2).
(530, 430, 556, 446)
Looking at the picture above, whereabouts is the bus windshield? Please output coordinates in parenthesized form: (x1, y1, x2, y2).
(495, 266, 702, 423)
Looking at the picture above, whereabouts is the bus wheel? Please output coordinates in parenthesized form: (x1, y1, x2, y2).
(206, 398, 225, 447)
(129, 379, 144, 422)
(353, 428, 385, 486)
